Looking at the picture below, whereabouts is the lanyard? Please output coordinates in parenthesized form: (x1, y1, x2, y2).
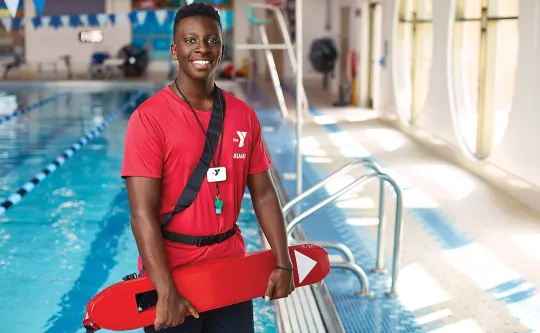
(174, 79, 225, 207)
(174, 79, 224, 168)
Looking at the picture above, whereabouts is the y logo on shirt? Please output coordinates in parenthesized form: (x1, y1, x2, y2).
(233, 131, 248, 159)
(235, 131, 247, 148)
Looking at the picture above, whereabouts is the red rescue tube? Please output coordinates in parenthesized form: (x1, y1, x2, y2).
(83, 244, 330, 331)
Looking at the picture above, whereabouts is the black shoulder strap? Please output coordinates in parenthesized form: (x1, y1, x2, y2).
(161, 86, 225, 228)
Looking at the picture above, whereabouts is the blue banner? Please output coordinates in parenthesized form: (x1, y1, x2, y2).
(33, 0, 46, 16)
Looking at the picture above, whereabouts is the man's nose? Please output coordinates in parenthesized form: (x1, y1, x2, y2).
(195, 40, 210, 53)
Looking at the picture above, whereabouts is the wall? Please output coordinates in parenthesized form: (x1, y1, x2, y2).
(231, 0, 362, 97)
(21, 0, 361, 87)
(232, 0, 266, 77)
(376, 0, 540, 212)
(278, 0, 361, 96)
(23, 0, 132, 73)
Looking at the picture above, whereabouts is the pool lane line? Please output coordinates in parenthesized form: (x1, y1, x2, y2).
(0, 92, 71, 125)
(0, 90, 147, 216)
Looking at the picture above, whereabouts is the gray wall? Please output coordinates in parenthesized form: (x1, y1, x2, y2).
(42, 0, 105, 16)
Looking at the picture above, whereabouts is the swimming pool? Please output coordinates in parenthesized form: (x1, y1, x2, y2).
(0, 82, 278, 333)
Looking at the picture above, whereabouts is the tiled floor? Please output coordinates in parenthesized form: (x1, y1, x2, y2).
(235, 79, 540, 333)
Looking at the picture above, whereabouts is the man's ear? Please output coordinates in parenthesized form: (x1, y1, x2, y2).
(171, 44, 178, 60)
(221, 45, 225, 61)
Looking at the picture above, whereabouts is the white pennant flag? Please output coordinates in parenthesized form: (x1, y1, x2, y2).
(1, 18, 12, 32)
(97, 14, 107, 28)
(79, 14, 89, 27)
(155, 10, 168, 26)
(4, 0, 20, 18)
(136, 11, 147, 26)
(41, 16, 51, 28)
(116, 13, 127, 26)
(60, 15, 70, 28)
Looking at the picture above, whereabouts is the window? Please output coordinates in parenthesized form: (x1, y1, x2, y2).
(394, 0, 433, 124)
(452, 0, 519, 159)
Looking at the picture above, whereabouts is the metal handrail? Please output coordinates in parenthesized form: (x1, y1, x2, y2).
(286, 172, 404, 296)
(282, 159, 388, 273)
(282, 159, 379, 215)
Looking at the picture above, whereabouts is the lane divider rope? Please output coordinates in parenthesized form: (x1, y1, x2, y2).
(0, 90, 147, 217)
(0, 92, 71, 125)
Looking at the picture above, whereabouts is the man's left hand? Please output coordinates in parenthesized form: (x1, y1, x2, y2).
(264, 265, 295, 301)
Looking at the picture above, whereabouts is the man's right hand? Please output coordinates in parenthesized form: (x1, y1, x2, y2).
(154, 291, 199, 331)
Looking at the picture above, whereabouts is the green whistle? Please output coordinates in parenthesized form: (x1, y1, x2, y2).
(214, 198, 224, 214)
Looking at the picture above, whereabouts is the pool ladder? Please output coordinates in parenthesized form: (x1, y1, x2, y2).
(283, 158, 404, 297)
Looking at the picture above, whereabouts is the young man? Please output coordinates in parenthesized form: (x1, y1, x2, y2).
(121, 3, 294, 333)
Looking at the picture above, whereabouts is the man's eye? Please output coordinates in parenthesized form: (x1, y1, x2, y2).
(185, 38, 196, 43)
(209, 38, 220, 44)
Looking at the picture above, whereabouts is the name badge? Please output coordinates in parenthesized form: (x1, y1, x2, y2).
(207, 167, 227, 183)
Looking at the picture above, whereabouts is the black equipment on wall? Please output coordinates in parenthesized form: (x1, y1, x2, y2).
(117, 44, 149, 78)
(308, 38, 338, 90)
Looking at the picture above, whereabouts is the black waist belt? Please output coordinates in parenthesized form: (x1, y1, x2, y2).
(162, 225, 237, 247)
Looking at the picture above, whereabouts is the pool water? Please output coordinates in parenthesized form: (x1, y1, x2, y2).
(0, 84, 278, 333)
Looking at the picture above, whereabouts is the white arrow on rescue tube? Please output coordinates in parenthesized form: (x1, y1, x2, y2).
(295, 250, 317, 284)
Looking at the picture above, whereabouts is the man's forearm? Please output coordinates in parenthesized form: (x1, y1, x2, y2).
(131, 214, 176, 296)
(252, 189, 292, 267)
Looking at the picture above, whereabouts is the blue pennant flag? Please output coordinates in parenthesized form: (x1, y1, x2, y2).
(69, 15, 79, 28)
(128, 12, 137, 25)
(12, 17, 22, 31)
(32, 16, 41, 29)
(88, 14, 98, 27)
(108, 13, 116, 26)
(33, 0, 46, 16)
(51, 16, 62, 29)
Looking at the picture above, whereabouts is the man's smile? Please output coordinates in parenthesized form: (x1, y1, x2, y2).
(191, 59, 211, 70)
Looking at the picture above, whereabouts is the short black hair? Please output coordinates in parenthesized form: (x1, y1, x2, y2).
(173, 3, 222, 38)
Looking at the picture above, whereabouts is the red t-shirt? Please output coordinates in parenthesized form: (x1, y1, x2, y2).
(120, 86, 271, 273)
